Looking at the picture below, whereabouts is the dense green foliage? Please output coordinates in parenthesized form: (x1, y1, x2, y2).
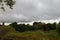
(0, 27, 59, 40)
(9, 22, 59, 33)
(0, 22, 60, 40)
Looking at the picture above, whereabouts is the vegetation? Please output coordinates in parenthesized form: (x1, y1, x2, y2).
(0, 22, 60, 40)
(0, 0, 15, 26)
(9, 22, 57, 32)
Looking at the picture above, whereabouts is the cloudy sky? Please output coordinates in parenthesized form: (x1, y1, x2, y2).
(0, 0, 60, 23)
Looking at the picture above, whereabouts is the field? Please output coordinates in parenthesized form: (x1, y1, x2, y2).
(0, 26, 60, 40)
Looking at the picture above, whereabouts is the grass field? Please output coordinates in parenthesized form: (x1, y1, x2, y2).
(0, 26, 60, 40)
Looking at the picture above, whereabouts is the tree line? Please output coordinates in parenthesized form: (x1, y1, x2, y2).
(8, 22, 60, 34)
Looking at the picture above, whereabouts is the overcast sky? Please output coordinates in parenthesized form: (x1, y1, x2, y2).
(0, 0, 60, 23)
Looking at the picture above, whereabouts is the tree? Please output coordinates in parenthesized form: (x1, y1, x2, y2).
(33, 22, 39, 30)
(51, 22, 56, 30)
(2, 22, 4, 26)
(9, 22, 17, 28)
(57, 22, 60, 35)
(0, 0, 15, 25)
(0, 0, 15, 11)
(17, 24, 26, 32)
(43, 23, 51, 31)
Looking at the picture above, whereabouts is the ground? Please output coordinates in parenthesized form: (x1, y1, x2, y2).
(0, 26, 60, 40)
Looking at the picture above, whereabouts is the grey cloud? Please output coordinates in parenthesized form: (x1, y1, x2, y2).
(0, 12, 30, 22)
(0, 0, 60, 22)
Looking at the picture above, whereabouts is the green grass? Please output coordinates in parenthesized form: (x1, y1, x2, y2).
(0, 26, 60, 40)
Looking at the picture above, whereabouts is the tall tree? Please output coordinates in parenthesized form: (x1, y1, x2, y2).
(0, 0, 15, 25)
